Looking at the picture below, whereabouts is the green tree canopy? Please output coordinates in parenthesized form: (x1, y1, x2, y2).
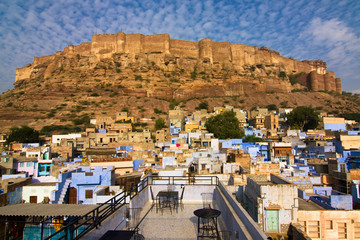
(154, 118, 167, 130)
(266, 104, 278, 111)
(205, 111, 244, 139)
(286, 106, 319, 131)
(196, 101, 209, 110)
(243, 135, 264, 142)
(6, 125, 39, 145)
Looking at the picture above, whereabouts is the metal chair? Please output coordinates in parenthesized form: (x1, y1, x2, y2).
(176, 185, 185, 211)
(201, 192, 213, 209)
(149, 186, 158, 212)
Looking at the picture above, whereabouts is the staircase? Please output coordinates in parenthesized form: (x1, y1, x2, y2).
(58, 178, 71, 204)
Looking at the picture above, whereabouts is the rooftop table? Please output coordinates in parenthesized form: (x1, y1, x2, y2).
(156, 191, 178, 214)
(194, 208, 221, 239)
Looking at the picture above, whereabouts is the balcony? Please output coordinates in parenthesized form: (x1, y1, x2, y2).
(20, 176, 266, 240)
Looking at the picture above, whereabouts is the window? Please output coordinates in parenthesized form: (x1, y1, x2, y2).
(85, 172, 93, 176)
(30, 196, 37, 203)
(26, 162, 32, 167)
(300, 221, 306, 232)
(354, 222, 360, 239)
(202, 164, 206, 170)
(307, 221, 320, 238)
(85, 190, 93, 199)
(20, 162, 24, 167)
(325, 220, 333, 230)
(76, 144, 84, 149)
(338, 222, 347, 239)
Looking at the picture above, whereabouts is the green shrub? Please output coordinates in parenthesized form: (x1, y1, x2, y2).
(135, 75, 143, 81)
(154, 108, 162, 114)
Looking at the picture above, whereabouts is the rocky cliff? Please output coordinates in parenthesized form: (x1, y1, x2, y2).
(15, 32, 342, 99)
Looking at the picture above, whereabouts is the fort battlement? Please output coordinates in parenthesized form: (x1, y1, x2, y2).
(15, 32, 342, 93)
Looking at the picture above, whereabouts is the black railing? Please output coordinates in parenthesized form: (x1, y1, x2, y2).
(43, 175, 218, 240)
(44, 191, 128, 240)
(149, 175, 219, 186)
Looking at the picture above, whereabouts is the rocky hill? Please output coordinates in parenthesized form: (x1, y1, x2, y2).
(0, 32, 358, 133)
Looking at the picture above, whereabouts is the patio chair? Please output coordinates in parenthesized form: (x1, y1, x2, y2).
(149, 186, 158, 212)
(201, 192, 213, 209)
(175, 185, 185, 211)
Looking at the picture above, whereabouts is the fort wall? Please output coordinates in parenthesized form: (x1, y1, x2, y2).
(14, 32, 342, 93)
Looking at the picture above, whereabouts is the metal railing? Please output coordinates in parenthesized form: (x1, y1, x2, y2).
(43, 175, 219, 240)
(44, 191, 127, 240)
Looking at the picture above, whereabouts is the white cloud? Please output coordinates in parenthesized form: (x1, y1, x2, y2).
(0, 0, 359, 93)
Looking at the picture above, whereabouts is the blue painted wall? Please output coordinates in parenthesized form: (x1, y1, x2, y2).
(324, 123, 346, 131)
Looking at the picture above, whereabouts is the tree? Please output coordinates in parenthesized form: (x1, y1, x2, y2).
(5, 125, 39, 145)
(279, 71, 287, 80)
(286, 106, 319, 131)
(169, 99, 180, 110)
(243, 135, 264, 142)
(205, 111, 244, 139)
(154, 118, 167, 130)
(196, 101, 209, 110)
(266, 104, 278, 111)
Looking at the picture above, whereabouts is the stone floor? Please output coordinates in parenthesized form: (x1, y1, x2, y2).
(127, 201, 225, 240)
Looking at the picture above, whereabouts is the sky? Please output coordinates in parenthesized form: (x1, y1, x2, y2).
(0, 0, 359, 94)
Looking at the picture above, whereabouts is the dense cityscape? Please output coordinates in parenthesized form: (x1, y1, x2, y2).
(0, 103, 359, 239)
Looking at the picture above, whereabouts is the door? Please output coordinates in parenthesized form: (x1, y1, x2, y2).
(30, 196, 37, 203)
(68, 187, 77, 204)
(266, 210, 279, 232)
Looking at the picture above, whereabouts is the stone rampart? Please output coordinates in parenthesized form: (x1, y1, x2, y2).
(14, 32, 342, 93)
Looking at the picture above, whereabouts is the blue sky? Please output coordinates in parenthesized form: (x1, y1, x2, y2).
(0, 0, 359, 93)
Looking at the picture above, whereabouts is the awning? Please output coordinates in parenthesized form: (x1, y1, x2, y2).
(0, 204, 100, 217)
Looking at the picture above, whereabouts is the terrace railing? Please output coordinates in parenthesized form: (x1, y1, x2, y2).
(43, 175, 219, 240)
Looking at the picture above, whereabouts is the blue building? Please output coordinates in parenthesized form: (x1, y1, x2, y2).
(70, 166, 115, 204)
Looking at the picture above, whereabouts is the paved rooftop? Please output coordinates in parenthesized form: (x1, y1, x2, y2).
(118, 202, 227, 240)
(298, 198, 325, 210)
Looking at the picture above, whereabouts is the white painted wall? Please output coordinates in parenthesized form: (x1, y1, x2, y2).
(22, 185, 57, 203)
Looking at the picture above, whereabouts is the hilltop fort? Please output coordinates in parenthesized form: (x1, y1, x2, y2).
(15, 32, 341, 99)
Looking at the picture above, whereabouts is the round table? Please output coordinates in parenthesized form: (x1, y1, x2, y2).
(193, 208, 221, 239)
(194, 208, 221, 219)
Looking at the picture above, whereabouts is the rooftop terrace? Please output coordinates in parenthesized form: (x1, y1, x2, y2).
(83, 176, 267, 240)
(0, 175, 267, 240)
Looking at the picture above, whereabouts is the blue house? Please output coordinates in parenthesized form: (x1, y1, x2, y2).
(345, 150, 360, 171)
(244, 127, 264, 138)
(240, 142, 270, 161)
(70, 166, 115, 204)
(323, 117, 346, 131)
(299, 186, 353, 210)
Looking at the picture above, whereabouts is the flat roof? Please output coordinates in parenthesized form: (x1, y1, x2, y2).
(298, 198, 325, 210)
(0, 204, 99, 217)
(27, 182, 57, 186)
